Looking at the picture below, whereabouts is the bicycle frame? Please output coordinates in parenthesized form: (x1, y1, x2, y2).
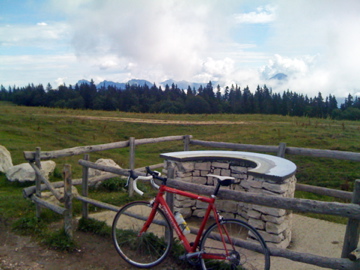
(139, 183, 232, 260)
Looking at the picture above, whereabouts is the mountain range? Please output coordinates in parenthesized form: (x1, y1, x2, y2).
(77, 79, 213, 90)
(77, 73, 289, 90)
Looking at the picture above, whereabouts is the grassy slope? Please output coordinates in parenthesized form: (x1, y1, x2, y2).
(1, 102, 360, 224)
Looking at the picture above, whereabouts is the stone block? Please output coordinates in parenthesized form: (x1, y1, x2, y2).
(252, 205, 286, 217)
(247, 179, 263, 188)
(247, 209, 262, 219)
(230, 165, 245, 171)
(262, 214, 285, 224)
(178, 162, 194, 172)
(220, 169, 231, 176)
(212, 162, 229, 169)
(266, 220, 289, 234)
(194, 162, 211, 171)
(212, 168, 221, 175)
(256, 230, 285, 243)
(248, 218, 265, 230)
(240, 180, 251, 190)
(262, 182, 288, 194)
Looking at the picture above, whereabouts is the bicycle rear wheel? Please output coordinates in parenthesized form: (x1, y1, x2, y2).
(112, 201, 173, 268)
(200, 219, 270, 270)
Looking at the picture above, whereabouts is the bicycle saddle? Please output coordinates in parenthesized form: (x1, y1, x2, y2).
(207, 174, 235, 186)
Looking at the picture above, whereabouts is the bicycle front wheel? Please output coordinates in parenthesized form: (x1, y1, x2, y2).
(112, 201, 173, 268)
(200, 219, 270, 270)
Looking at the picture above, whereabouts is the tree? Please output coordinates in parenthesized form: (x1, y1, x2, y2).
(185, 95, 211, 114)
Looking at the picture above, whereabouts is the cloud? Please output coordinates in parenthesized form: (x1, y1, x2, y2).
(261, 54, 315, 79)
(54, 1, 218, 80)
(233, 5, 276, 24)
(256, 0, 360, 97)
(48, 0, 241, 83)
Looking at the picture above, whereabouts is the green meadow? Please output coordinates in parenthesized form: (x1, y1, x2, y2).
(1, 101, 360, 226)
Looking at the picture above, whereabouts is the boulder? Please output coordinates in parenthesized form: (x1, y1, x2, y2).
(0, 145, 13, 173)
(88, 158, 122, 177)
(6, 160, 56, 182)
(42, 186, 79, 206)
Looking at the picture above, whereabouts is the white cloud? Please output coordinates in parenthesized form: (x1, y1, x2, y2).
(47, 0, 237, 83)
(202, 57, 235, 79)
(261, 54, 315, 79)
(233, 5, 276, 24)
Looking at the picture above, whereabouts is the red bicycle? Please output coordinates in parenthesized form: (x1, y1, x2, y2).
(112, 167, 270, 269)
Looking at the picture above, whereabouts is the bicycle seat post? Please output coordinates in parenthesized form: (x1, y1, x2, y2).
(208, 174, 235, 197)
(213, 180, 222, 197)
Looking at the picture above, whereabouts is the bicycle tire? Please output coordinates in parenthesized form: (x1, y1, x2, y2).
(200, 219, 270, 270)
(112, 201, 173, 268)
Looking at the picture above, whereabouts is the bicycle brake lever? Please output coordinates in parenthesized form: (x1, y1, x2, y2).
(125, 175, 131, 187)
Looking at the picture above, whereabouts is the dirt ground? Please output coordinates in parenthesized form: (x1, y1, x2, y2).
(0, 218, 178, 270)
(1, 211, 347, 270)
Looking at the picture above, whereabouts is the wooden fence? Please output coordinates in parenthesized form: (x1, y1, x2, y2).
(22, 135, 360, 269)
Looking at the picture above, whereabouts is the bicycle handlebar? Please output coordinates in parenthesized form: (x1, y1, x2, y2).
(130, 167, 166, 196)
(146, 167, 167, 182)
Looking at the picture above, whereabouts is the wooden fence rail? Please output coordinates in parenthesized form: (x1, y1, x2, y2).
(190, 139, 360, 161)
(23, 135, 190, 161)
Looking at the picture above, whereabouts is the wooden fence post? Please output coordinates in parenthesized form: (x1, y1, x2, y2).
(35, 147, 42, 218)
(166, 167, 175, 213)
(277, 142, 287, 157)
(342, 179, 360, 259)
(81, 154, 89, 219)
(184, 135, 191, 151)
(129, 137, 135, 197)
(63, 164, 73, 239)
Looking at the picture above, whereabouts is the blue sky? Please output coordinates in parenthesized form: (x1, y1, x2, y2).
(1, 0, 360, 97)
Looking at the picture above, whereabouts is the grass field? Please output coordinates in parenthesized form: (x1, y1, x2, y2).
(1, 101, 360, 227)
